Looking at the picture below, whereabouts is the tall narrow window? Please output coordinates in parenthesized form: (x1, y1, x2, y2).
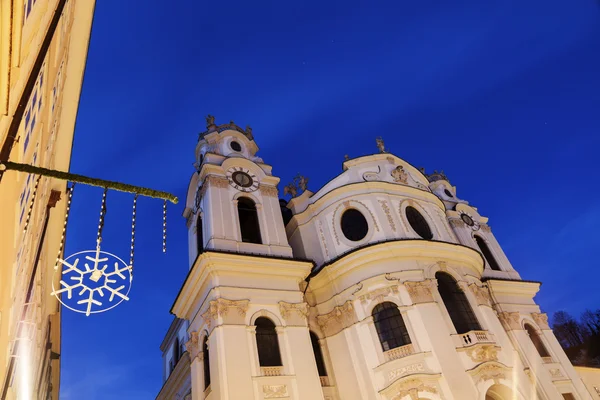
(436, 272, 481, 334)
(525, 324, 550, 357)
(405, 206, 433, 239)
(173, 337, 180, 362)
(197, 215, 204, 254)
(475, 236, 501, 271)
(203, 336, 211, 389)
(238, 197, 262, 244)
(310, 331, 327, 377)
(372, 302, 411, 351)
(255, 317, 282, 366)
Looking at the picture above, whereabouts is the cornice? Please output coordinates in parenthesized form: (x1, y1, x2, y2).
(485, 278, 541, 298)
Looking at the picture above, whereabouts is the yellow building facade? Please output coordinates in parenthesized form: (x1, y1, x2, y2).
(0, 0, 95, 398)
(158, 119, 600, 400)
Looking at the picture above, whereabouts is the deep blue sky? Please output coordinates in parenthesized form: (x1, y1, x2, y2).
(60, 1, 600, 398)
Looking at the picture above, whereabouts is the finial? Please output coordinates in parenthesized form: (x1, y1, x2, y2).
(283, 174, 309, 198)
(418, 167, 426, 174)
(283, 183, 298, 198)
(230, 120, 235, 127)
(376, 137, 386, 153)
(344, 155, 350, 161)
(205, 115, 215, 129)
(245, 125, 253, 140)
(295, 174, 309, 192)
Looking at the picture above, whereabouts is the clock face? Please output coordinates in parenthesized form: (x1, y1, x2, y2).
(226, 167, 259, 192)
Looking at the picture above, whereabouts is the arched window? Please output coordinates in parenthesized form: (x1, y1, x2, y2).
(372, 302, 411, 351)
(238, 197, 262, 244)
(475, 236, 501, 271)
(203, 336, 210, 389)
(436, 272, 481, 334)
(405, 206, 433, 240)
(525, 324, 550, 357)
(255, 317, 282, 366)
(197, 215, 204, 254)
(309, 331, 327, 377)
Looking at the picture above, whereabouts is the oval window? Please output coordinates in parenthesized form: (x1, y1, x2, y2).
(230, 141, 242, 152)
(405, 206, 433, 239)
(341, 209, 369, 241)
(444, 189, 453, 198)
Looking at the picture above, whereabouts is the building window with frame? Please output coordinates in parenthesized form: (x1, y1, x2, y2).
(238, 197, 262, 244)
(405, 206, 433, 240)
(475, 235, 501, 271)
(372, 302, 411, 351)
(255, 317, 282, 366)
(525, 324, 551, 358)
(197, 215, 204, 254)
(203, 336, 210, 389)
(436, 272, 481, 334)
(309, 331, 327, 377)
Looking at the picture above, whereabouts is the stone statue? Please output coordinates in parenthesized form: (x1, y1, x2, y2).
(376, 137, 386, 153)
(283, 183, 298, 198)
(391, 165, 408, 184)
(205, 115, 215, 128)
(296, 174, 309, 192)
(245, 125, 253, 140)
(344, 154, 350, 161)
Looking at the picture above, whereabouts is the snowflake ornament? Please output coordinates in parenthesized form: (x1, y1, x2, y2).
(51, 247, 133, 316)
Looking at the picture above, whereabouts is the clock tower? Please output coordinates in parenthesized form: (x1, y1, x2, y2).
(183, 116, 293, 267)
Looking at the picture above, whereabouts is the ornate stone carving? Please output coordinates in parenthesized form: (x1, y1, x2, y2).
(262, 385, 288, 398)
(316, 219, 329, 258)
(389, 378, 437, 400)
(388, 363, 425, 382)
(465, 345, 499, 363)
(205, 175, 229, 189)
(404, 280, 435, 304)
(259, 185, 278, 197)
(201, 298, 250, 329)
(449, 218, 466, 228)
(359, 285, 399, 304)
(469, 283, 491, 306)
(185, 331, 200, 360)
(316, 301, 357, 337)
(279, 301, 308, 320)
(549, 368, 563, 378)
(391, 166, 408, 184)
(469, 362, 509, 384)
(378, 200, 396, 232)
(531, 312, 550, 330)
(498, 311, 521, 331)
(480, 224, 491, 232)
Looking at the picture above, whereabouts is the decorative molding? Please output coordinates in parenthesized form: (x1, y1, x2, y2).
(498, 311, 521, 331)
(391, 166, 408, 184)
(206, 175, 229, 189)
(449, 218, 466, 228)
(201, 298, 250, 329)
(279, 301, 308, 320)
(359, 285, 399, 304)
(316, 301, 357, 337)
(388, 363, 425, 382)
(262, 384, 289, 398)
(185, 331, 200, 360)
(318, 219, 329, 258)
(355, 200, 380, 232)
(404, 280, 435, 304)
(468, 361, 510, 384)
(531, 312, 550, 330)
(389, 378, 438, 400)
(259, 185, 279, 197)
(469, 283, 491, 306)
(378, 200, 396, 232)
(549, 368, 563, 379)
(464, 344, 499, 363)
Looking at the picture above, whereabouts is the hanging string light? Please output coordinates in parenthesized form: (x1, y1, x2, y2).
(97, 187, 108, 248)
(130, 194, 138, 270)
(22, 174, 42, 234)
(162, 200, 167, 253)
(54, 183, 75, 269)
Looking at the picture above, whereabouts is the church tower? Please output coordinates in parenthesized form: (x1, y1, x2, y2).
(157, 123, 594, 400)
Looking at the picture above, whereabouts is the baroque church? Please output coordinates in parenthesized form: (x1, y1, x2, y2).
(155, 118, 596, 400)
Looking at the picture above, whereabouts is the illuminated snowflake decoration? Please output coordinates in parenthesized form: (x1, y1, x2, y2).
(51, 248, 133, 316)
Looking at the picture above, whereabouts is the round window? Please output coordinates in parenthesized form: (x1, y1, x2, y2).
(230, 141, 242, 152)
(444, 189, 453, 197)
(405, 206, 433, 240)
(460, 213, 475, 226)
(341, 209, 369, 242)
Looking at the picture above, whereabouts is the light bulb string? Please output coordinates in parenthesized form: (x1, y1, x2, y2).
(96, 188, 108, 248)
(55, 183, 75, 268)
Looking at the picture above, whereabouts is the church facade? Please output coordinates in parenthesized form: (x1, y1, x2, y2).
(156, 118, 597, 400)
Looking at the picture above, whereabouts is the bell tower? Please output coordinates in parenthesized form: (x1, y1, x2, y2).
(183, 116, 293, 267)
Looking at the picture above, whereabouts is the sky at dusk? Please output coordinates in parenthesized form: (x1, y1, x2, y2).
(59, 1, 600, 398)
